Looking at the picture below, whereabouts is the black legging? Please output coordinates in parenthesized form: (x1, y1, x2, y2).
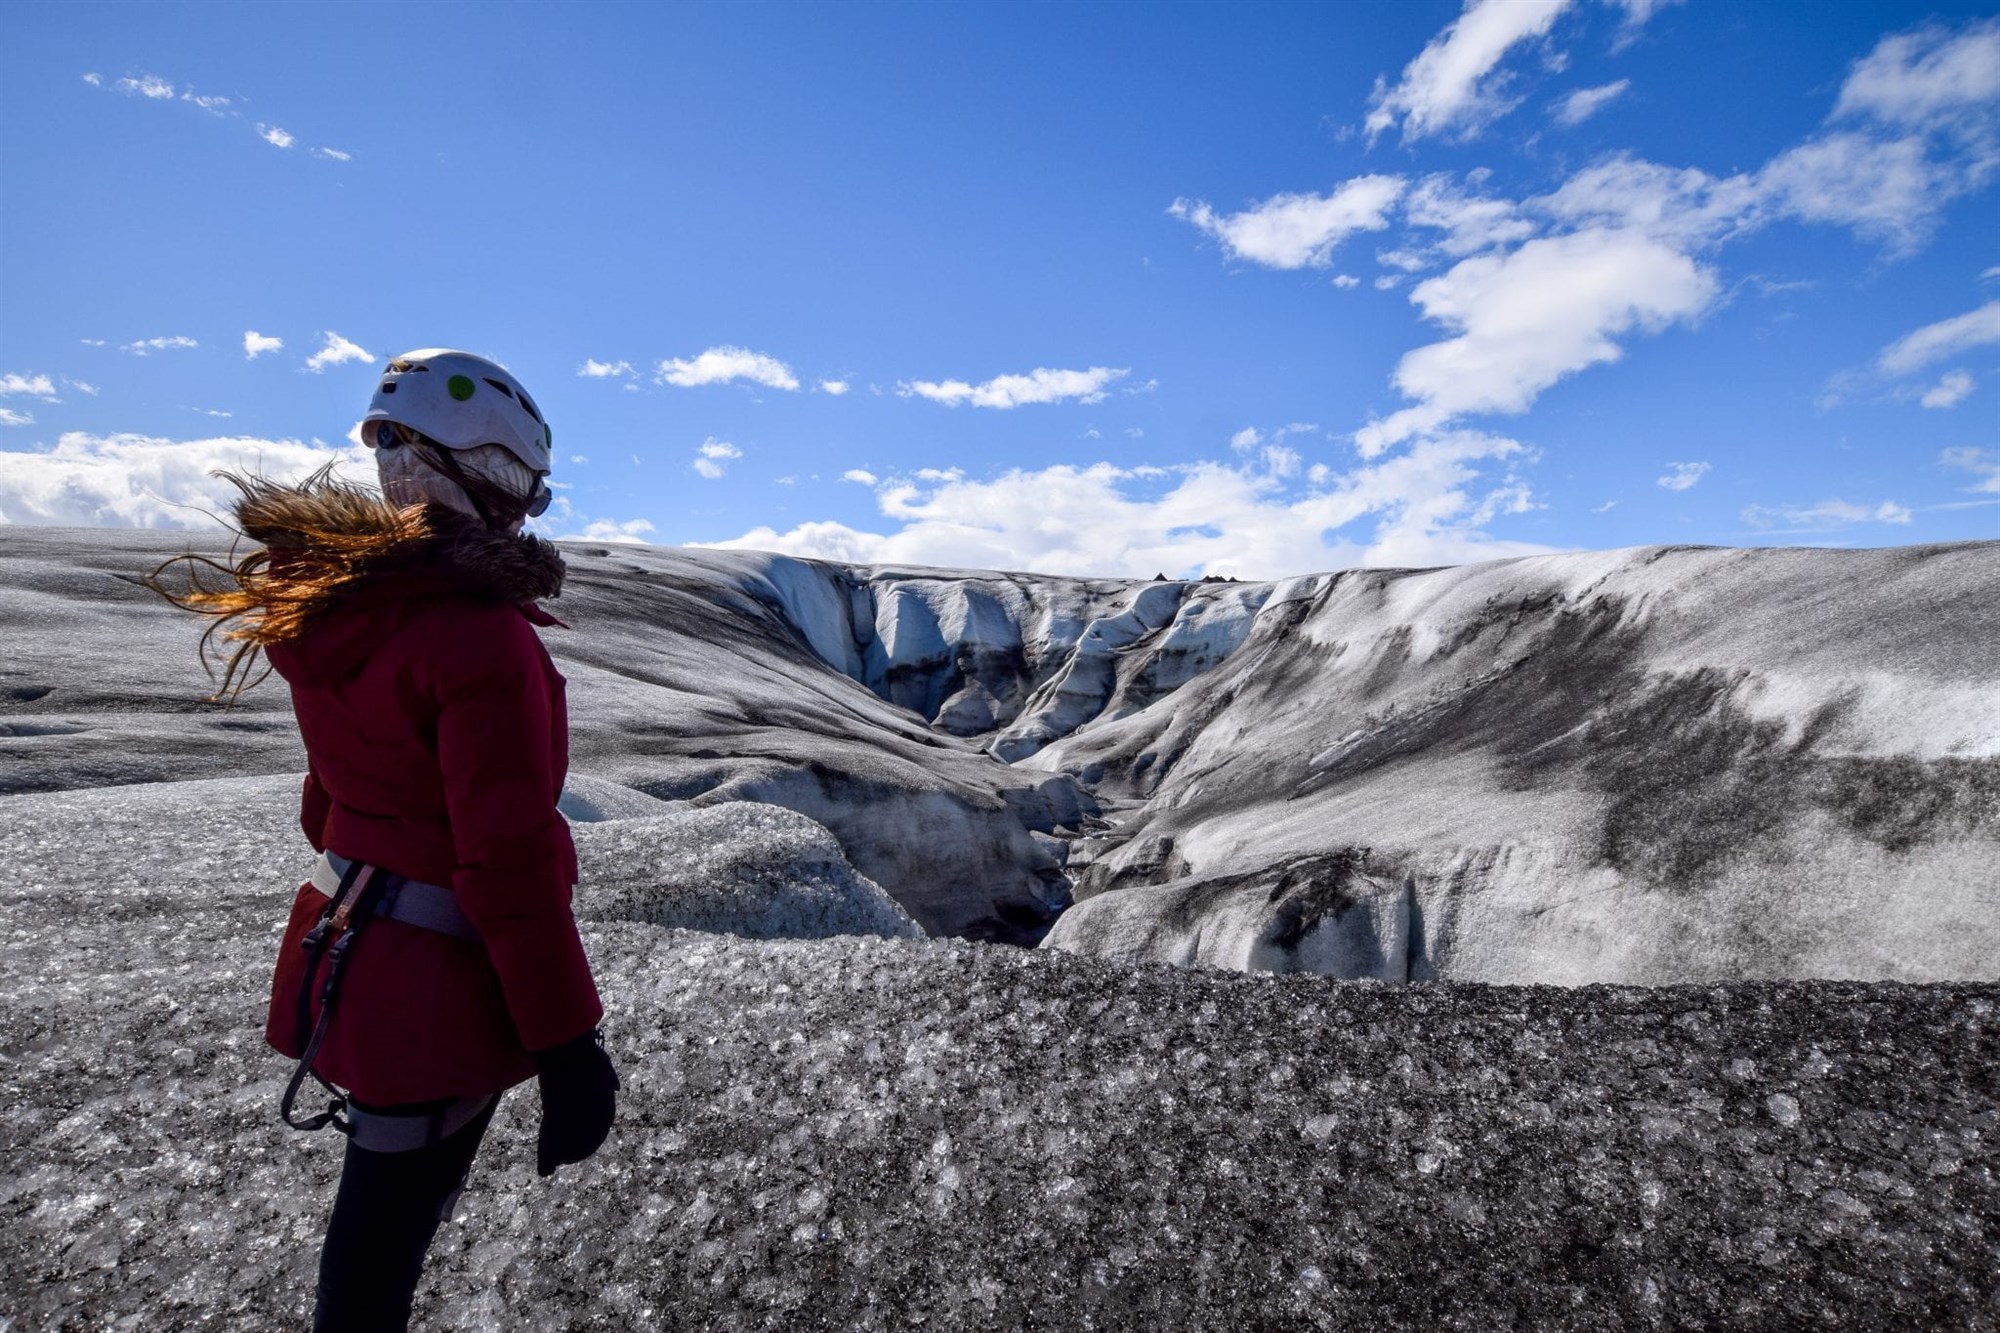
(314, 1096, 501, 1332)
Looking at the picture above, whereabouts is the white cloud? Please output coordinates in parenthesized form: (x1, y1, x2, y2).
(1168, 177, 1405, 269)
(842, 469, 878, 485)
(707, 431, 1553, 579)
(243, 331, 284, 359)
(1833, 18, 2000, 132)
(569, 518, 656, 544)
(1366, 0, 1575, 143)
(1592, 499, 1619, 512)
(1878, 300, 2000, 374)
(578, 359, 635, 378)
(658, 346, 799, 391)
(0, 408, 33, 427)
(1358, 227, 1717, 453)
(80, 339, 105, 347)
(65, 378, 99, 397)
(116, 75, 176, 100)
(194, 408, 233, 419)
(122, 336, 198, 356)
(1757, 132, 1957, 251)
(900, 366, 1127, 409)
(1230, 428, 1261, 451)
(1983, 266, 2000, 281)
(1333, 274, 1361, 288)
(182, 91, 230, 113)
(915, 467, 964, 482)
(570, 455, 590, 465)
(257, 124, 296, 149)
(0, 373, 58, 400)
(1535, 155, 1759, 247)
(818, 379, 851, 395)
(1554, 79, 1631, 126)
(82, 73, 102, 87)
(1942, 446, 2000, 492)
(693, 438, 742, 479)
(314, 147, 353, 162)
(1656, 460, 1710, 491)
(1921, 369, 1976, 408)
(1403, 174, 1538, 256)
(0, 432, 372, 527)
(1741, 499, 1914, 529)
(304, 332, 373, 372)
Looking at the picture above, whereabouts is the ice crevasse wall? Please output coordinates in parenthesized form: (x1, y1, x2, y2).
(711, 541, 2000, 986)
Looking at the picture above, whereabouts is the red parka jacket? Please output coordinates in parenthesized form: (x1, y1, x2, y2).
(260, 513, 602, 1106)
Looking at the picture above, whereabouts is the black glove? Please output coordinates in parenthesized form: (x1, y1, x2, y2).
(533, 1028, 619, 1178)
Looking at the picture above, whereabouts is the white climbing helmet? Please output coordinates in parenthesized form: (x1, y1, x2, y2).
(359, 349, 553, 474)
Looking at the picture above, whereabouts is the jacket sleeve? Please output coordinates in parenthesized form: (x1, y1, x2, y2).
(301, 760, 331, 851)
(432, 609, 603, 1053)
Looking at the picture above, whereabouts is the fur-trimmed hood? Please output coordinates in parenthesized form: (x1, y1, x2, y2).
(146, 468, 567, 697)
(236, 475, 566, 609)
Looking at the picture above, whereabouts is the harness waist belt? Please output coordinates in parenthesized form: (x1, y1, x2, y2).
(344, 1093, 496, 1154)
(309, 851, 480, 943)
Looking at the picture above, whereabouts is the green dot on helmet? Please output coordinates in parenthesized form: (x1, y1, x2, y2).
(448, 374, 476, 401)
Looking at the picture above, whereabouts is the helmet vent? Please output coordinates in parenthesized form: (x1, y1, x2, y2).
(483, 377, 517, 402)
(380, 381, 397, 393)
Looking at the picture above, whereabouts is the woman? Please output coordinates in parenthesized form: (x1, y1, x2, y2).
(151, 349, 619, 1330)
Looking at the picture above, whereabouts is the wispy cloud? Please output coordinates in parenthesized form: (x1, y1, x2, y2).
(1921, 369, 1976, 408)
(257, 124, 296, 149)
(900, 365, 1127, 409)
(64, 378, 99, 397)
(1742, 498, 1914, 529)
(693, 438, 742, 479)
(304, 332, 373, 372)
(710, 430, 1552, 578)
(244, 331, 284, 360)
(313, 147, 352, 162)
(1656, 460, 1710, 491)
(0, 373, 58, 400)
(578, 359, 635, 378)
(122, 336, 198, 356)
(1554, 79, 1631, 126)
(568, 518, 656, 544)
(1878, 299, 2000, 374)
(818, 379, 851, 395)
(1366, 0, 1575, 143)
(1168, 177, 1405, 269)
(0, 432, 371, 527)
(1943, 446, 2000, 492)
(1357, 228, 1717, 454)
(0, 408, 33, 428)
(115, 74, 176, 100)
(658, 346, 799, 390)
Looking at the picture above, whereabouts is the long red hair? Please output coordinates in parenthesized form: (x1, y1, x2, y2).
(145, 467, 437, 702)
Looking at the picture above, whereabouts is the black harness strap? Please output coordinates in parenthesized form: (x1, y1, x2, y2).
(280, 855, 393, 1134)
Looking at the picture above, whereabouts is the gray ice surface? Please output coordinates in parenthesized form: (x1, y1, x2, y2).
(6, 527, 1997, 980)
(4, 533, 2000, 1325)
(1, 849, 1994, 1327)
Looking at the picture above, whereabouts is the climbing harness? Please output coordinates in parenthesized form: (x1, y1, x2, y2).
(279, 852, 486, 1151)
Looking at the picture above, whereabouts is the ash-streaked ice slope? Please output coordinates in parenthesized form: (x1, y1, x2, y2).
(2, 526, 1997, 1325)
(4, 527, 1996, 981)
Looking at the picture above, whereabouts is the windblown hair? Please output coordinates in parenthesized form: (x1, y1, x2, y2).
(145, 466, 564, 702)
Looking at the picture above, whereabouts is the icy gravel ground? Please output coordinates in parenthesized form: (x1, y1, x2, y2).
(2, 876, 1996, 1328)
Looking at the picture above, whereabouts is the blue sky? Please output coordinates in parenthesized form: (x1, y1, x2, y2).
(2, 0, 1997, 577)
